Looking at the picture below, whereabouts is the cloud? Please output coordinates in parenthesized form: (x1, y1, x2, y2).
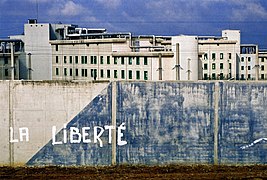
(48, 0, 86, 16)
(61, 1, 85, 16)
(231, 1, 267, 21)
(94, 0, 122, 9)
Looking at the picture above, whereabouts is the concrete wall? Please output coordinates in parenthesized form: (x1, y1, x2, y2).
(0, 80, 109, 165)
(0, 81, 267, 166)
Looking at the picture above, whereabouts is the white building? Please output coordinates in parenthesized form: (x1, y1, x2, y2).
(10, 19, 74, 80)
(172, 36, 199, 80)
(258, 50, 267, 80)
(51, 27, 174, 81)
(0, 39, 25, 80)
(198, 30, 241, 80)
(240, 45, 259, 80)
(7, 20, 266, 82)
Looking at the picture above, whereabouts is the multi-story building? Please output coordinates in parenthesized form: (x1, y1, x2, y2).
(10, 19, 74, 80)
(6, 20, 266, 82)
(240, 45, 259, 80)
(198, 30, 241, 80)
(259, 49, 267, 80)
(51, 27, 179, 81)
(0, 39, 25, 80)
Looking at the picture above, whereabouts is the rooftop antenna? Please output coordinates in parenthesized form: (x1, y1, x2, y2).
(36, 0, 39, 21)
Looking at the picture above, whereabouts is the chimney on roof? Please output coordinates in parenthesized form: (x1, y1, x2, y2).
(28, 19, 37, 24)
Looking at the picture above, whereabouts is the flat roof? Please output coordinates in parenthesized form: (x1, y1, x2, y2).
(0, 39, 23, 42)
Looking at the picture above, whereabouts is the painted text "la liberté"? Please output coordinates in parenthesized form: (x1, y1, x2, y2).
(9, 123, 127, 147)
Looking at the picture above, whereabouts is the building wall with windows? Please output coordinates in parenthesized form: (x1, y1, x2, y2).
(259, 50, 267, 80)
(240, 45, 258, 80)
(0, 40, 25, 80)
(198, 30, 240, 80)
(51, 37, 174, 81)
(23, 21, 73, 80)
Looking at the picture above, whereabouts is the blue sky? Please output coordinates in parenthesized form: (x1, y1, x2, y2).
(1, 0, 267, 48)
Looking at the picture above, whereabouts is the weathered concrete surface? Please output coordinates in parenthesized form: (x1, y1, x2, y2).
(116, 82, 215, 164)
(0, 81, 109, 165)
(219, 82, 267, 164)
(1, 81, 267, 166)
(27, 84, 112, 166)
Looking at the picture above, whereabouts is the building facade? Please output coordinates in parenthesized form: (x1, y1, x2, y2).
(259, 50, 267, 80)
(51, 28, 175, 81)
(198, 30, 240, 80)
(0, 39, 25, 80)
(240, 45, 259, 80)
(5, 20, 266, 81)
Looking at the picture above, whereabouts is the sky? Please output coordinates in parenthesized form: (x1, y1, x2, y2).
(1, 0, 267, 48)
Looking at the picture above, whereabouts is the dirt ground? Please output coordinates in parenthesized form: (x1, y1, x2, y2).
(0, 165, 266, 179)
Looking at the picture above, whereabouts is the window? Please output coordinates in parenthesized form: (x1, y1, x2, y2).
(107, 70, 110, 78)
(261, 58, 264, 62)
(212, 53, 216, 60)
(100, 56, 104, 64)
(136, 57, 140, 65)
(107, 56, 110, 64)
(82, 69, 87, 77)
(5, 69, 8, 76)
(69, 56, 72, 64)
(4, 57, 8, 64)
(64, 68, 67, 76)
(212, 63, 216, 70)
(261, 74, 265, 80)
(212, 73, 216, 80)
(94, 56, 97, 64)
(248, 74, 251, 79)
(55, 68, 59, 76)
(114, 57, 118, 64)
(136, 70, 140, 80)
(144, 57, 148, 65)
(229, 63, 232, 69)
(261, 66, 264, 71)
(90, 56, 94, 64)
(220, 63, 223, 69)
(129, 57, 133, 65)
(81, 56, 87, 64)
(82, 69, 85, 77)
(100, 69, 104, 78)
(85, 69, 88, 77)
(91, 69, 94, 77)
(64, 56, 67, 64)
(248, 66, 251, 70)
(220, 53, 223, 59)
(81, 56, 84, 64)
(220, 73, 224, 80)
(241, 74, 244, 80)
(129, 70, 132, 79)
(241, 66, 244, 70)
(75, 56, 78, 64)
(248, 57, 251, 62)
(55, 45, 58, 51)
(204, 74, 208, 80)
(114, 70, 118, 78)
(241, 57, 244, 62)
(121, 70, 125, 79)
(228, 53, 232, 59)
(204, 64, 208, 70)
(70, 68, 72, 76)
(92, 69, 97, 79)
(56, 56, 59, 64)
(75, 68, 79, 76)
(121, 57, 125, 65)
(144, 71, 148, 80)
(204, 53, 208, 60)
